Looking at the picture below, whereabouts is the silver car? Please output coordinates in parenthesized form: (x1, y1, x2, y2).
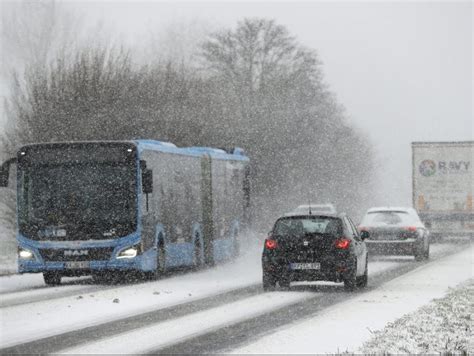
(358, 207, 430, 260)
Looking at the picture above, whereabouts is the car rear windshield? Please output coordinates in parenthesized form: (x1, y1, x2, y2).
(273, 216, 342, 237)
(294, 204, 335, 213)
(361, 211, 419, 226)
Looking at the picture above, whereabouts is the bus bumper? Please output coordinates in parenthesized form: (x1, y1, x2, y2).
(18, 248, 157, 275)
(17, 232, 157, 275)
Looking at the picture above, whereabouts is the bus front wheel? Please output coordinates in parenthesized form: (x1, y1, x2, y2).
(157, 244, 167, 274)
(193, 237, 203, 269)
(43, 272, 61, 286)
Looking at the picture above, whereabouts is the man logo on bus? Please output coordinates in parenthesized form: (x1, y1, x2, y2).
(419, 160, 436, 177)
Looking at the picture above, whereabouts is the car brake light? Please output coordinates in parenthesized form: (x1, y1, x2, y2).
(406, 226, 417, 232)
(265, 239, 278, 250)
(334, 238, 351, 249)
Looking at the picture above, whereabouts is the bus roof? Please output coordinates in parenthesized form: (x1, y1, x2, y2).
(17, 140, 249, 162)
(135, 140, 249, 162)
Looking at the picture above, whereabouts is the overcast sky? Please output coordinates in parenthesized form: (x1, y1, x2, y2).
(6, 0, 474, 206)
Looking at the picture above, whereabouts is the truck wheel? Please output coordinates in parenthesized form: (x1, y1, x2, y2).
(43, 272, 61, 286)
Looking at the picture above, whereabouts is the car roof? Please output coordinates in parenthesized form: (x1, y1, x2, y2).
(292, 204, 337, 214)
(281, 212, 341, 218)
(296, 203, 334, 208)
(366, 207, 416, 214)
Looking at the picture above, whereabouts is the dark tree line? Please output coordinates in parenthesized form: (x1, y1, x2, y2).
(1, 18, 374, 230)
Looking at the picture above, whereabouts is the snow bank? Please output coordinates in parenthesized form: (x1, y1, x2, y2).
(360, 279, 473, 354)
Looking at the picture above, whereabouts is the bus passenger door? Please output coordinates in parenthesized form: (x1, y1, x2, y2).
(140, 158, 156, 253)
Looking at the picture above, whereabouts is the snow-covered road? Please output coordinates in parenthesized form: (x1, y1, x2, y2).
(230, 245, 473, 354)
(0, 240, 469, 354)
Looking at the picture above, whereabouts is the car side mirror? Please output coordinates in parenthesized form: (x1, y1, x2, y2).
(360, 231, 370, 240)
(142, 169, 153, 194)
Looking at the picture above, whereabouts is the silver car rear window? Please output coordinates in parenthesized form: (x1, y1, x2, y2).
(362, 211, 417, 226)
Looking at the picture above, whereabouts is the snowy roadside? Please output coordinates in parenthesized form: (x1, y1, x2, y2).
(360, 279, 473, 355)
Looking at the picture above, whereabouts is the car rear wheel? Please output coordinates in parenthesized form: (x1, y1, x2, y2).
(414, 245, 425, 261)
(423, 242, 430, 259)
(262, 272, 276, 291)
(344, 260, 357, 291)
(43, 272, 61, 286)
(356, 257, 368, 288)
(278, 275, 291, 290)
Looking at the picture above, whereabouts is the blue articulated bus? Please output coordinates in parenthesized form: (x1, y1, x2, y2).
(0, 140, 250, 285)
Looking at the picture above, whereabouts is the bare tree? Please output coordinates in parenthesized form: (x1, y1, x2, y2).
(201, 18, 320, 97)
(200, 18, 375, 224)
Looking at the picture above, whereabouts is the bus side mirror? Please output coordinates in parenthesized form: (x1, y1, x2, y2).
(142, 169, 153, 194)
(0, 168, 8, 187)
(0, 158, 16, 187)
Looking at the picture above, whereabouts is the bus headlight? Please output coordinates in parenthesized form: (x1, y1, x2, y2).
(117, 246, 138, 259)
(18, 248, 35, 260)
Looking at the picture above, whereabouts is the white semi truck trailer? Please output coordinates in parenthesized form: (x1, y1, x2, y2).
(412, 141, 473, 238)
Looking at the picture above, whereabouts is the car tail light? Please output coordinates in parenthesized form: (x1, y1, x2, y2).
(265, 239, 278, 250)
(406, 226, 417, 232)
(334, 238, 351, 249)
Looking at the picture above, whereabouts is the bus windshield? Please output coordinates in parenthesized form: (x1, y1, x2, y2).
(18, 163, 137, 240)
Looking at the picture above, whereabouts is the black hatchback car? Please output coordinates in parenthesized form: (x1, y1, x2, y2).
(262, 213, 368, 291)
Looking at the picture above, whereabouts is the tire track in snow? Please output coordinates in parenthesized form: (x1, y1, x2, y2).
(0, 269, 202, 308)
(60, 291, 316, 354)
(154, 243, 468, 355)
(0, 284, 262, 355)
(0, 284, 114, 308)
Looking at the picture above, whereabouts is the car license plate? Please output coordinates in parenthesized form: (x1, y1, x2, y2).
(290, 262, 320, 270)
(65, 261, 90, 269)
